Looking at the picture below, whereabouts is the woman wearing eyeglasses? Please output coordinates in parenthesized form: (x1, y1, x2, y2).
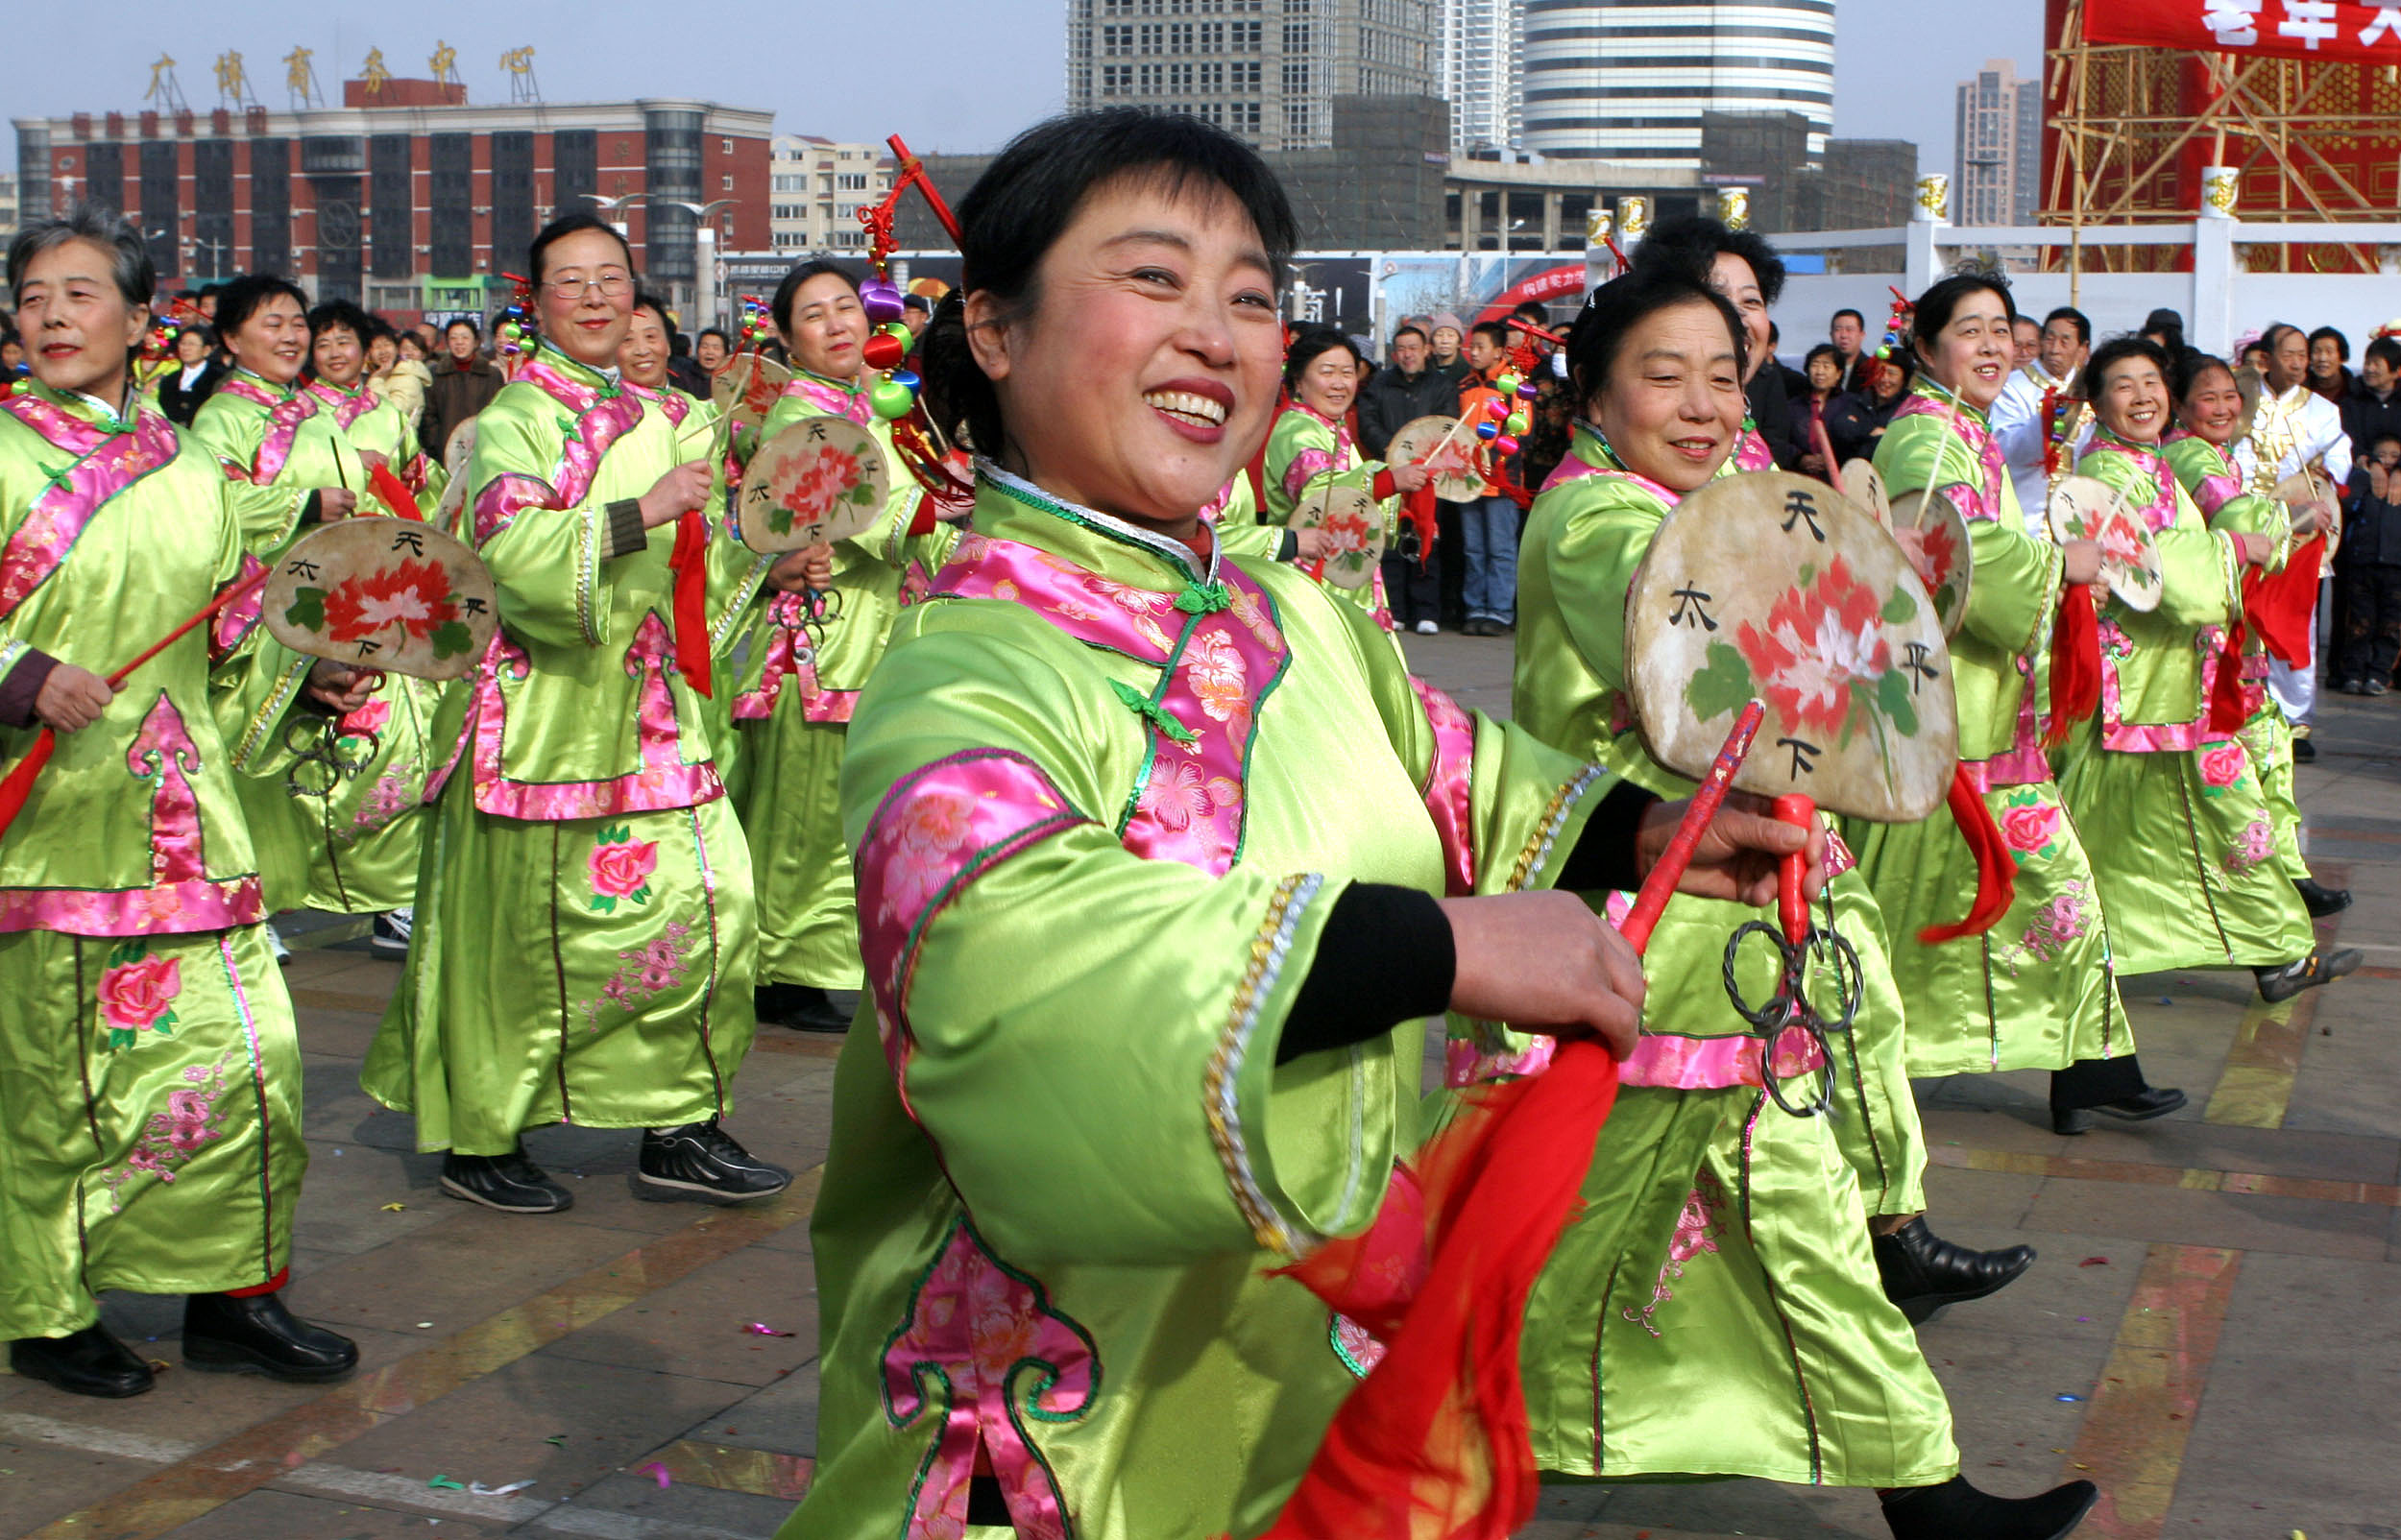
(363, 214, 810, 1216)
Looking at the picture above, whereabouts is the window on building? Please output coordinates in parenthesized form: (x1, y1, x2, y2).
(1140, 21, 1162, 48)
(1285, 102, 1313, 144)
(837, 173, 868, 190)
(1232, 20, 1261, 47)
(1233, 101, 1261, 133)
(1233, 60, 1260, 89)
(1170, 62, 1193, 90)
(1103, 64, 1128, 95)
(722, 174, 735, 190)
(1170, 21, 1193, 50)
(1282, 60, 1311, 94)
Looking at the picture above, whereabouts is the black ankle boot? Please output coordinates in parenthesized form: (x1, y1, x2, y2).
(182, 1290, 359, 1383)
(755, 982, 850, 1032)
(1881, 1475, 2098, 1540)
(1873, 1216, 2035, 1324)
(7, 1324, 153, 1398)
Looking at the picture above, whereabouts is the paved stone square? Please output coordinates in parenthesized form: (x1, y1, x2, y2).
(4, 630, 2395, 1540)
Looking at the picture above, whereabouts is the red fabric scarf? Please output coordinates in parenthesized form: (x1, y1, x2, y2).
(1919, 762, 2017, 944)
(368, 463, 423, 521)
(667, 509, 713, 699)
(1258, 1042, 1619, 1540)
(2046, 583, 2101, 749)
(2244, 536, 2323, 670)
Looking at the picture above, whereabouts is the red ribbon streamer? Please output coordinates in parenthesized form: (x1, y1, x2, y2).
(2046, 582, 2102, 749)
(2243, 536, 2322, 670)
(667, 509, 713, 700)
(1918, 762, 2017, 945)
(0, 563, 275, 838)
(368, 462, 423, 521)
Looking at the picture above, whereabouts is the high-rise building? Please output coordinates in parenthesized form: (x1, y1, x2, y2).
(1521, 0, 1834, 165)
(1064, 0, 1440, 152)
(1954, 59, 2038, 227)
(0, 173, 16, 245)
(767, 136, 895, 255)
(12, 79, 770, 322)
(1441, 0, 1522, 155)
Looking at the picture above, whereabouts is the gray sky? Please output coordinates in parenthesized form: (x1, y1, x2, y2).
(7, 0, 2035, 177)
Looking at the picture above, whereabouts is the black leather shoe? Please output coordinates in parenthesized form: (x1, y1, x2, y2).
(1873, 1216, 2035, 1324)
(8, 1324, 153, 1398)
(2294, 877, 2353, 918)
(2291, 735, 2316, 763)
(440, 1149, 573, 1214)
(2091, 1084, 2187, 1123)
(1881, 1476, 2098, 1540)
(2256, 947, 2364, 1002)
(639, 1119, 791, 1202)
(755, 982, 851, 1033)
(182, 1291, 359, 1383)
(2052, 1105, 2092, 1135)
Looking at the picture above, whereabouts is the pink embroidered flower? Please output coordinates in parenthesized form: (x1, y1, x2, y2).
(876, 788, 979, 924)
(2021, 885, 2091, 963)
(2200, 741, 2245, 788)
(2001, 800, 2060, 854)
(1137, 758, 1216, 832)
(588, 829, 659, 913)
(2224, 817, 2272, 875)
(1185, 628, 1249, 728)
(98, 953, 182, 1035)
(159, 1088, 219, 1152)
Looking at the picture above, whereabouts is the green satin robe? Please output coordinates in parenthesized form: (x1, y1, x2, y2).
(1852, 390, 2133, 1076)
(0, 384, 309, 1338)
(727, 372, 947, 993)
(2058, 435, 2314, 972)
(194, 370, 437, 914)
(1497, 429, 1954, 1488)
(2163, 432, 2315, 886)
(785, 469, 1609, 1540)
(361, 353, 770, 1154)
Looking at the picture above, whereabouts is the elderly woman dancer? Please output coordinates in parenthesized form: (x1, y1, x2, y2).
(1500, 267, 2096, 1539)
(363, 213, 801, 1214)
(1858, 274, 2184, 1136)
(2062, 339, 2359, 1004)
(779, 108, 1815, 1540)
(0, 209, 360, 1396)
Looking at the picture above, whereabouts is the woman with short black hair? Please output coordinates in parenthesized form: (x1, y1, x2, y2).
(2062, 339, 2358, 1003)
(783, 108, 1807, 1540)
(1264, 325, 1431, 633)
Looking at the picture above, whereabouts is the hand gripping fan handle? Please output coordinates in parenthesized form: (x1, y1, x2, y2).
(1618, 700, 1764, 955)
(1773, 793, 1815, 946)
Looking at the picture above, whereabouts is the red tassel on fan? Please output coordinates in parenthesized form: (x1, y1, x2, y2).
(2243, 536, 2322, 669)
(667, 509, 713, 699)
(1258, 1043, 1618, 1540)
(1919, 763, 2017, 944)
(368, 462, 423, 521)
(2045, 582, 2101, 749)
(2206, 619, 2251, 735)
(1402, 482, 1440, 569)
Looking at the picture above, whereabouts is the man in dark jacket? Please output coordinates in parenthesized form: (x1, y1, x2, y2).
(1747, 321, 1803, 469)
(2340, 336, 2401, 473)
(421, 317, 504, 462)
(1355, 325, 1458, 459)
(2335, 430, 2401, 693)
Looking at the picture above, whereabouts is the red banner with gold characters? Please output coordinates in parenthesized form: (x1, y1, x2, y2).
(2084, 0, 2401, 65)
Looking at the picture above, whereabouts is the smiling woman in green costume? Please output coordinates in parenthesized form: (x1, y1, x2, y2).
(0, 207, 361, 1399)
(1499, 265, 2097, 1540)
(778, 108, 1818, 1540)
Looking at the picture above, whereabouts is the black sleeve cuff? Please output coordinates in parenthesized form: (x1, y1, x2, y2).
(1277, 529, 1299, 563)
(299, 490, 325, 528)
(602, 498, 649, 560)
(0, 648, 61, 730)
(1275, 882, 1455, 1065)
(1557, 779, 1661, 895)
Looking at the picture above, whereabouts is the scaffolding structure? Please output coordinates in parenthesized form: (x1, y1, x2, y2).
(2040, 0, 2401, 273)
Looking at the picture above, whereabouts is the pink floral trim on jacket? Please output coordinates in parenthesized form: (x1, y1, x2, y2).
(730, 590, 859, 725)
(1894, 390, 2009, 525)
(212, 373, 320, 485)
(471, 359, 646, 545)
(854, 748, 1093, 1103)
(469, 614, 723, 820)
(303, 380, 378, 431)
(0, 394, 181, 621)
(1409, 677, 1478, 897)
(1734, 423, 1776, 473)
(1277, 403, 1356, 505)
(883, 1217, 1099, 1540)
(933, 530, 1292, 878)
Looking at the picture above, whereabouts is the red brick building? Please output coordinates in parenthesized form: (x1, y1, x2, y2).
(13, 80, 772, 325)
